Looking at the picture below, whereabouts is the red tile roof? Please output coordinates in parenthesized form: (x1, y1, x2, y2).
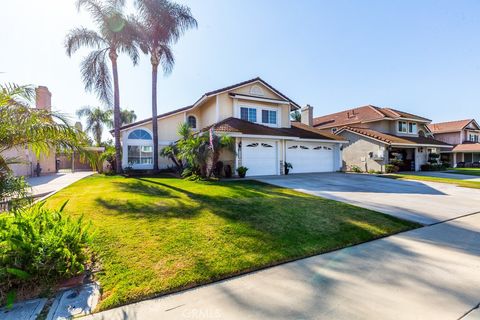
(313, 105, 431, 129)
(427, 119, 477, 133)
(208, 117, 345, 141)
(452, 143, 480, 152)
(339, 126, 452, 147)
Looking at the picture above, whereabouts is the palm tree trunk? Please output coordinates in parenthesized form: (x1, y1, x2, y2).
(151, 61, 159, 172)
(110, 52, 122, 174)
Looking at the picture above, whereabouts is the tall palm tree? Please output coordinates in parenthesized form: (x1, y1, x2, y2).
(134, 0, 197, 172)
(120, 109, 137, 125)
(76, 106, 113, 146)
(65, 0, 140, 173)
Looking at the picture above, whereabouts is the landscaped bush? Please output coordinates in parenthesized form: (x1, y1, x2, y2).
(420, 163, 449, 171)
(0, 202, 92, 304)
(349, 165, 362, 173)
(385, 164, 400, 173)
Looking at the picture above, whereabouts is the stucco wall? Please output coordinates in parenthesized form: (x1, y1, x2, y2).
(2, 147, 56, 177)
(434, 132, 462, 145)
(339, 131, 387, 172)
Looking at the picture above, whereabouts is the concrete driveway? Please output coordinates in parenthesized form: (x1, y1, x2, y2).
(84, 212, 480, 320)
(256, 173, 480, 225)
(27, 171, 94, 200)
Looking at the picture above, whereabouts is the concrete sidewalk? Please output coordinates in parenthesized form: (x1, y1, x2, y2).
(85, 212, 480, 320)
(27, 171, 94, 199)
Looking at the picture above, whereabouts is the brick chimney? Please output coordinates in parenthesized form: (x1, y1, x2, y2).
(301, 104, 313, 126)
(35, 86, 52, 111)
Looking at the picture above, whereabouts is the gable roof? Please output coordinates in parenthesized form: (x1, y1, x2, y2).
(427, 119, 479, 134)
(207, 117, 346, 142)
(338, 126, 452, 147)
(313, 105, 431, 129)
(117, 77, 300, 132)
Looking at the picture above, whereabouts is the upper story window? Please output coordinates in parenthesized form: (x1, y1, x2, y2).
(241, 107, 257, 122)
(262, 110, 277, 125)
(128, 129, 152, 140)
(187, 115, 197, 129)
(398, 121, 417, 134)
(469, 133, 479, 142)
(408, 122, 417, 134)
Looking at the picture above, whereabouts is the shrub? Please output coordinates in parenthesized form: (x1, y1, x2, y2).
(236, 166, 248, 178)
(385, 164, 399, 173)
(349, 165, 362, 173)
(0, 202, 92, 304)
(0, 174, 31, 210)
(421, 163, 449, 171)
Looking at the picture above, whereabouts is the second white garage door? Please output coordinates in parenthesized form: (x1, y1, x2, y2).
(242, 139, 278, 176)
(286, 141, 335, 173)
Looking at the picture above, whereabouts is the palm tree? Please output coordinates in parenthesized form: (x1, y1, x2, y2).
(65, 0, 140, 173)
(134, 0, 197, 172)
(291, 110, 301, 122)
(76, 106, 113, 146)
(120, 109, 137, 125)
(0, 83, 85, 178)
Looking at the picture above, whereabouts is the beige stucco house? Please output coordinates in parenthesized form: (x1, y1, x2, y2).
(312, 105, 452, 172)
(428, 119, 480, 167)
(117, 77, 347, 176)
(3, 86, 57, 177)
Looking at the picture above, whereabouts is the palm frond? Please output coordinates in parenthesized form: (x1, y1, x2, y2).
(80, 49, 112, 106)
(64, 27, 106, 56)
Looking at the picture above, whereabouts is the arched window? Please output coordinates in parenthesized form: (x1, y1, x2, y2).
(128, 129, 152, 140)
(187, 115, 197, 128)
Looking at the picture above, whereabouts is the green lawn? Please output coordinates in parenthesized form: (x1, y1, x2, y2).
(448, 168, 480, 176)
(45, 174, 418, 310)
(387, 174, 480, 189)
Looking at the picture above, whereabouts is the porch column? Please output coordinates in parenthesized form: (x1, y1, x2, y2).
(453, 153, 457, 167)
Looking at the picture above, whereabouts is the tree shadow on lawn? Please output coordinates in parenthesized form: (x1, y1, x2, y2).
(94, 176, 415, 246)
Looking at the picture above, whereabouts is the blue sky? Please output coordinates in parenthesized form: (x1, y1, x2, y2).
(1, 0, 479, 130)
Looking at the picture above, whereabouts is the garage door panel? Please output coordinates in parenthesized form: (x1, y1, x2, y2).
(242, 139, 278, 176)
(286, 142, 334, 173)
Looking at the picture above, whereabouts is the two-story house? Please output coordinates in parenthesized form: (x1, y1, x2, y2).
(427, 119, 480, 167)
(312, 105, 452, 172)
(117, 77, 347, 176)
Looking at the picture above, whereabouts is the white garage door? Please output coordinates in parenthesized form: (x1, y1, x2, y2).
(241, 139, 278, 176)
(286, 141, 335, 173)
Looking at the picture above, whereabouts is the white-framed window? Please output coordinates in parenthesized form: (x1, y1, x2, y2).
(408, 122, 417, 134)
(128, 145, 153, 165)
(470, 133, 479, 142)
(128, 129, 152, 140)
(262, 110, 277, 125)
(187, 115, 197, 128)
(240, 107, 257, 122)
(398, 121, 407, 133)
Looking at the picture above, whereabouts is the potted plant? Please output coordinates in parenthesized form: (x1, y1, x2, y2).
(236, 166, 248, 178)
(284, 162, 293, 175)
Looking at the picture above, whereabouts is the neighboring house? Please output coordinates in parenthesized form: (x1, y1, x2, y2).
(2, 86, 57, 177)
(117, 77, 347, 176)
(312, 105, 452, 172)
(427, 119, 480, 167)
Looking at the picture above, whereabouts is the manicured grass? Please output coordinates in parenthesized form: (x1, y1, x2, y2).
(45, 174, 418, 310)
(448, 168, 480, 176)
(388, 174, 480, 189)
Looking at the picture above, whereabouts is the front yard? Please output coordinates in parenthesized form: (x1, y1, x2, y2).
(45, 174, 418, 310)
